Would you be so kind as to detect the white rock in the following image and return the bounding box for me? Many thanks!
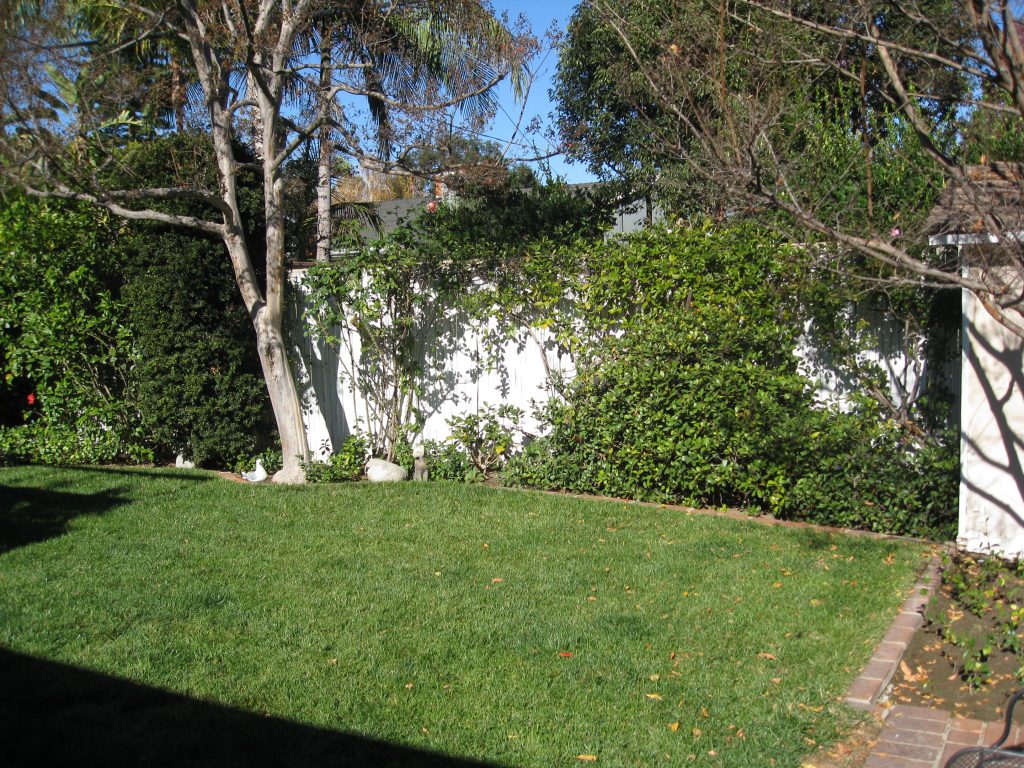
[366,458,408,482]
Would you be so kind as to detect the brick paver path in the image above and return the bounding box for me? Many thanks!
[864,705,1024,768]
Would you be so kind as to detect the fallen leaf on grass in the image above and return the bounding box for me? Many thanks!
[559,652,574,658]
[669,722,680,731]
[577,755,598,762]
[491,578,503,584]
[645,693,664,701]
[758,652,777,660]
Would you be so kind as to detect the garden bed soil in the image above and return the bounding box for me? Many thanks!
[888,553,1024,722]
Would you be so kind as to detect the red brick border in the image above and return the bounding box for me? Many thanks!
[845,557,943,711]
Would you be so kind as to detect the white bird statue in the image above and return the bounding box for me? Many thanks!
[242,458,268,482]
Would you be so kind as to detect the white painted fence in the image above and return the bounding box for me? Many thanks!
[289,267,955,458]
[288,268,574,460]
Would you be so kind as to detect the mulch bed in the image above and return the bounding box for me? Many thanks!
[888,552,1024,722]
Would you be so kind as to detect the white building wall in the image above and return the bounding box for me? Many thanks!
[959,265,1024,558]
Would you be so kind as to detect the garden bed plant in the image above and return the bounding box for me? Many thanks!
[888,551,1024,721]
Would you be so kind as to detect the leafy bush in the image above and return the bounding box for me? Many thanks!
[422,439,481,482]
[116,136,274,468]
[0,195,150,465]
[788,413,958,539]
[447,404,524,477]
[503,225,958,538]
[303,434,369,483]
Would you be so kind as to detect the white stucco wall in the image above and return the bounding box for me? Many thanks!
[959,267,1024,558]
[288,269,572,460]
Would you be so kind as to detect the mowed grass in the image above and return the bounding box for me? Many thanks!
[0,465,928,767]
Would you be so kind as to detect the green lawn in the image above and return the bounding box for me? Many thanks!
[0,465,928,767]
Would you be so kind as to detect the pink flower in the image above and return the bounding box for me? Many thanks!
[890,227,902,238]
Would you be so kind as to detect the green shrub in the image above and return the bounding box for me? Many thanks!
[502,225,958,538]
[788,412,958,539]
[303,434,369,483]
[422,439,481,482]
[117,136,274,468]
[446,404,524,477]
[0,195,150,465]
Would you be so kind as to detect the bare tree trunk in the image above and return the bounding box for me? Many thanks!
[199,47,308,482]
[254,303,310,482]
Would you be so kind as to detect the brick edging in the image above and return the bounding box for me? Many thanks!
[845,555,944,711]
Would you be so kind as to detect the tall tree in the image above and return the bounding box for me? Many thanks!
[558,0,1024,336]
[0,0,533,481]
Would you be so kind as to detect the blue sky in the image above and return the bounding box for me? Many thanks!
[486,0,598,184]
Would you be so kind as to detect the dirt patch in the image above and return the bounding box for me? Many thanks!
[888,552,1024,721]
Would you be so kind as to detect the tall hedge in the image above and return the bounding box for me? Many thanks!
[503,226,958,539]
[0,134,274,468]
[115,135,274,467]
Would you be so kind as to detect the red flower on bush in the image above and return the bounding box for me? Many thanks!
[26,393,36,405]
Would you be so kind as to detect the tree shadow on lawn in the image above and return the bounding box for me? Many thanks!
[0,482,132,554]
[1,647,499,768]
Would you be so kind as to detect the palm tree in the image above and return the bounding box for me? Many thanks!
[303,0,531,260]
[2,0,534,482]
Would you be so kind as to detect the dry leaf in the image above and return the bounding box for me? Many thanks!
[491,578,503,584]
[692,728,702,738]
[645,693,664,701]
[669,722,680,732]
[758,652,777,660]
[560,652,574,658]
[577,755,598,762]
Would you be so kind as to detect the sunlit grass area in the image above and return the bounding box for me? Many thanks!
[0,465,928,767]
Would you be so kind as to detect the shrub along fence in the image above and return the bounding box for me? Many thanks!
[292,224,959,539]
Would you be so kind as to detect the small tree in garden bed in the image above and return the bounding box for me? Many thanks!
[301,181,612,462]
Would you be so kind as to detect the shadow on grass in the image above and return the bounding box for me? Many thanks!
[0,483,130,554]
[56,464,218,481]
[1,648,499,768]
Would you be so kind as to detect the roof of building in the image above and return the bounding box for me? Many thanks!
[925,162,1024,238]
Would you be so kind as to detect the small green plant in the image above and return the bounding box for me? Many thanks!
[446,404,524,477]
[960,635,995,689]
[422,439,480,482]
[303,434,368,483]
